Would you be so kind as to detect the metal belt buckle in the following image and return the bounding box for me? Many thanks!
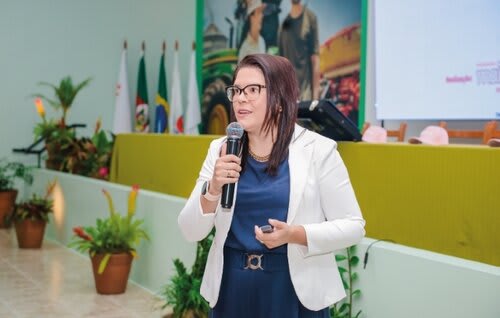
[244,253,263,270]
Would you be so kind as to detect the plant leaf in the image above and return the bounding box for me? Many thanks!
[335,254,347,262]
[350,255,360,266]
[351,272,359,281]
[98,253,111,274]
[339,302,350,313]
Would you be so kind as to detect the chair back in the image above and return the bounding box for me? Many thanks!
[439,121,497,144]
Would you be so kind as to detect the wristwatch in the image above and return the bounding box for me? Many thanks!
[201,181,221,202]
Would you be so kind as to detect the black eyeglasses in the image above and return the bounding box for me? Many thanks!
[226,84,266,102]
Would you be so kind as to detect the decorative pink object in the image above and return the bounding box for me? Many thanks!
[409,126,449,145]
[362,126,387,143]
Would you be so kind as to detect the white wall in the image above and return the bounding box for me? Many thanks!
[0,0,197,162]
[355,239,500,318]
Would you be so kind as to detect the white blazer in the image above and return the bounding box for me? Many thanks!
[178,124,365,311]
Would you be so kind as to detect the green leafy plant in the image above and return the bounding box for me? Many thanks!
[68,185,149,274]
[160,233,213,318]
[8,180,55,224]
[330,245,362,318]
[33,76,92,126]
[0,159,33,191]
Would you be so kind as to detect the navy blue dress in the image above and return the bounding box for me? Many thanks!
[210,155,330,318]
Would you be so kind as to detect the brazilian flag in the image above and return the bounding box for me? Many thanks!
[155,51,169,133]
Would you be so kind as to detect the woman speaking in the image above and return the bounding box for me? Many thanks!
[178,54,365,317]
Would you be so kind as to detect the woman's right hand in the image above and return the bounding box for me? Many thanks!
[210,142,242,195]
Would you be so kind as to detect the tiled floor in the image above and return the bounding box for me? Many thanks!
[0,229,171,318]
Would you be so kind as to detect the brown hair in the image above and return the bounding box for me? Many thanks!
[231,53,299,175]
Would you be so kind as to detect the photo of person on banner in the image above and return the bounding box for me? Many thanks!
[238,0,267,61]
[279,0,320,100]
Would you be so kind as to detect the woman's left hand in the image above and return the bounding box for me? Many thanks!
[254,219,292,249]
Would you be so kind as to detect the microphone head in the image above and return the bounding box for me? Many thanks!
[226,122,244,139]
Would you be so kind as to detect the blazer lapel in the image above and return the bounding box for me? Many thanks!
[287,126,313,223]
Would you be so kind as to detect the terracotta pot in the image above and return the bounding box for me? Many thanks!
[14,219,47,248]
[91,252,133,294]
[0,190,18,228]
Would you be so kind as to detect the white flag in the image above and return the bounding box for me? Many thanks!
[170,49,183,134]
[113,49,132,134]
[184,49,201,135]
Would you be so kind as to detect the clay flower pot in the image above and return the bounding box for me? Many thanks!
[91,252,133,294]
[15,219,47,248]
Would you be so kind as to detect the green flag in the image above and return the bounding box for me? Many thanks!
[135,50,149,132]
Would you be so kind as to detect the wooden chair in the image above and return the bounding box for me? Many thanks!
[361,122,407,142]
[439,121,497,144]
[387,122,407,142]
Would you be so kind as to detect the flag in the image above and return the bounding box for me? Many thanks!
[135,49,150,132]
[170,47,183,134]
[113,49,132,134]
[154,50,169,133]
[184,47,201,135]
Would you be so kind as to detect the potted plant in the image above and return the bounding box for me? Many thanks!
[0,159,33,228]
[9,180,55,248]
[32,76,92,170]
[69,185,149,294]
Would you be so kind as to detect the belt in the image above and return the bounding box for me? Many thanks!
[224,246,289,272]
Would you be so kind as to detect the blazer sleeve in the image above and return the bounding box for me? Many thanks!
[177,137,224,242]
[302,140,366,256]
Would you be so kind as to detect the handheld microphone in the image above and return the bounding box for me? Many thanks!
[221,122,244,209]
